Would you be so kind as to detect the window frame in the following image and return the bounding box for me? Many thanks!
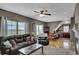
[36,24,44,35]
[17,21,26,35]
[63,25,69,32]
[6,19,28,36]
[6,20,17,36]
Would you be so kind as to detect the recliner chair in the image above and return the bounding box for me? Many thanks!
[38,33,49,45]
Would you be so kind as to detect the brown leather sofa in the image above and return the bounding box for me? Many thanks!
[0,34,36,55]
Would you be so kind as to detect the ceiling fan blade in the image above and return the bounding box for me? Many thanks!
[45,13,51,16]
[48,14,51,16]
[34,11,39,13]
[40,10,44,14]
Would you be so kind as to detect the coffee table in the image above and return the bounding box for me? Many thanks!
[19,44,43,55]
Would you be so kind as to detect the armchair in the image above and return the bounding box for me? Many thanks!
[38,33,49,45]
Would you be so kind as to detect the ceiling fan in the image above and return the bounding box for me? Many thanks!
[34,9,51,17]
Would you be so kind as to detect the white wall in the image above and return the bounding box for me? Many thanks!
[75,3,79,54]
[47,21,61,32]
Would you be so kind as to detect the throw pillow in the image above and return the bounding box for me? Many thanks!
[10,40,17,47]
[3,40,12,48]
[31,36,34,42]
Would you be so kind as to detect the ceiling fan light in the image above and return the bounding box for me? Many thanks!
[39,14,45,17]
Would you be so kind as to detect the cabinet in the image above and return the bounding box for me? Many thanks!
[44,26,49,34]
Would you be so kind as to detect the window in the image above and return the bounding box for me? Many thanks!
[18,22,25,34]
[36,25,39,35]
[6,19,29,36]
[36,25,43,35]
[7,20,17,36]
[63,25,69,32]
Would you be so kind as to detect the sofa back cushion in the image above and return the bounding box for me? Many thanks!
[25,35,36,43]
[0,36,4,45]
[14,35,24,43]
[4,36,15,41]
[38,37,48,40]
[26,36,31,41]
[15,38,23,43]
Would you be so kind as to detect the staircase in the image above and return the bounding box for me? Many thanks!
[54,20,70,32]
[54,21,64,32]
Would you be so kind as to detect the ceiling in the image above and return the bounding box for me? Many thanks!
[0,3,76,22]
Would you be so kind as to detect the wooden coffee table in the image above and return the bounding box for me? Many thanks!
[19,43,43,55]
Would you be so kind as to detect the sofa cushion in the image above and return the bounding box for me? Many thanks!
[17,42,26,48]
[17,43,24,46]
[22,42,28,45]
[17,42,29,48]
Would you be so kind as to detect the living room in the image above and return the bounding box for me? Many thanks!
[0,3,79,55]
